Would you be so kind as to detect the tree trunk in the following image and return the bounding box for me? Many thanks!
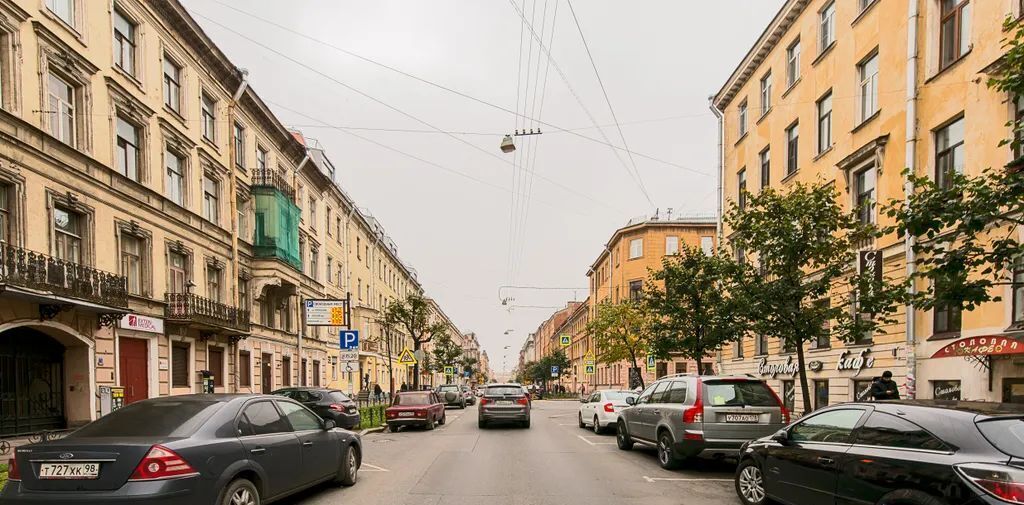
[795,339,812,415]
[412,338,421,389]
[384,333,395,398]
[628,349,644,390]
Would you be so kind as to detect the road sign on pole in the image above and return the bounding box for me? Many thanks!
[584,364,595,375]
[339,330,359,350]
[551,365,560,378]
[304,299,348,326]
[646,354,656,372]
[559,335,571,347]
[444,366,455,376]
[398,348,417,365]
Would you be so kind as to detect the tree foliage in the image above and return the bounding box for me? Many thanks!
[586,300,656,389]
[382,293,447,388]
[428,333,463,376]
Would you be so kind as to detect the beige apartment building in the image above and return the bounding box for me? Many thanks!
[713,0,1024,411]
[0,0,461,436]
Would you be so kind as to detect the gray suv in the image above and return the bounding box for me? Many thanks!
[616,374,788,469]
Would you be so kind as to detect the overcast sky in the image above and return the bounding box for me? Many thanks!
[182,0,783,376]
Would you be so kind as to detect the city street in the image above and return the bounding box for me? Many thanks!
[283,400,738,505]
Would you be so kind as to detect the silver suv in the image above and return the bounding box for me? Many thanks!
[616,374,789,469]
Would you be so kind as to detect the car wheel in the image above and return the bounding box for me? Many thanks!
[578,412,586,429]
[460,402,466,409]
[593,416,602,434]
[657,431,682,470]
[522,418,531,429]
[426,417,436,430]
[387,423,399,433]
[478,419,487,429]
[333,444,359,487]
[616,421,634,451]
[736,459,769,505]
[439,413,446,425]
[221,478,260,505]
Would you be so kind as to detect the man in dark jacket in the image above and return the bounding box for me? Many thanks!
[869,371,901,400]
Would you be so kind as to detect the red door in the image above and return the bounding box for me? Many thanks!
[119,337,149,405]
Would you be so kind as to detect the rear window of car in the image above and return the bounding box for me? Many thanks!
[327,391,351,402]
[394,393,432,406]
[275,390,322,402]
[486,386,524,396]
[605,391,637,401]
[70,400,222,438]
[438,385,459,392]
[704,381,779,407]
[977,417,1024,458]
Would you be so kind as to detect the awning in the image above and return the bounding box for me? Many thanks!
[930,334,1024,359]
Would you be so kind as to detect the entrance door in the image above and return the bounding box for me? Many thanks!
[0,328,66,436]
[1003,379,1024,403]
[261,353,273,393]
[118,337,149,405]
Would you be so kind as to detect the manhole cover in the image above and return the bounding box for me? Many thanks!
[372,438,394,444]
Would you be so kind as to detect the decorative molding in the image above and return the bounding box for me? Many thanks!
[158,117,196,153]
[105,76,155,119]
[836,134,890,186]
[32,21,99,78]
[205,255,226,271]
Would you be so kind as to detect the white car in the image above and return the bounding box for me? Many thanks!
[578,390,637,434]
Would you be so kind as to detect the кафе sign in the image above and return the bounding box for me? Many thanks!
[930,335,1024,359]
[756,348,876,378]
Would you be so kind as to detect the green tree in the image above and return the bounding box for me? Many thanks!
[644,245,753,374]
[727,182,905,414]
[382,293,447,389]
[586,300,656,389]
[429,333,463,379]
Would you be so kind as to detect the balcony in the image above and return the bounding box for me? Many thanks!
[252,168,295,199]
[165,292,250,334]
[252,176,301,271]
[0,242,128,313]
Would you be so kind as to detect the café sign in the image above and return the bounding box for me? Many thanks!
[931,335,1024,359]
[836,348,875,376]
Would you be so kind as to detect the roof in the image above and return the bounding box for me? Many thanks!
[867,400,1024,418]
[587,215,717,273]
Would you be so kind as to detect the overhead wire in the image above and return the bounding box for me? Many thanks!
[510,0,543,285]
[507,0,529,286]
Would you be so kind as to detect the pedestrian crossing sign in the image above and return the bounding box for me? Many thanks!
[444,366,455,376]
[584,364,595,375]
[646,354,656,372]
[560,335,571,347]
[584,351,596,365]
[398,348,417,365]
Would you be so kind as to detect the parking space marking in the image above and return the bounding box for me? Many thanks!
[547,413,576,419]
[362,463,390,472]
[642,476,732,483]
[558,423,578,426]
[576,434,616,446]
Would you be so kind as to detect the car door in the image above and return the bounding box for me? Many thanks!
[238,400,304,499]
[627,384,656,439]
[764,408,867,505]
[585,392,600,421]
[639,382,671,441]
[277,400,336,484]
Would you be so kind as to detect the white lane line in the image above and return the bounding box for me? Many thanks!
[642,476,732,483]
[558,423,578,426]
[362,463,390,472]
[547,413,577,419]
[576,434,615,446]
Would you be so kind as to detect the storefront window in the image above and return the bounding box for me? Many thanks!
[814,380,829,410]
[932,380,961,400]
[781,380,795,413]
[853,379,873,402]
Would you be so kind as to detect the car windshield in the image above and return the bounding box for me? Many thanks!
[486,387,524,396]
[438,385,459,392]
[977,417,1024,458]
[69,400,223,438]
[394,393,433,406]
[604,392,637,401]
[704,381,779,407]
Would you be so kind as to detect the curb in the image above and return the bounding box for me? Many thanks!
[358,426,387,436]
[536,398,583,402]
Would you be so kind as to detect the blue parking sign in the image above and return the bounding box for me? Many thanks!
[550,365,560,378]
[340,330,359,350]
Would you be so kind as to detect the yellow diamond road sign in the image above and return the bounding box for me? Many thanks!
[398,348,417,365]
[560,335,571,347]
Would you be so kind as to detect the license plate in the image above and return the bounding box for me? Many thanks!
[496,400,513,405]
[725,414,759,423]
[398,412,414,417]
[39,462,100,480]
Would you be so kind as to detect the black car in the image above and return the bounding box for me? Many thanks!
[273,387,361,430]
[734,400,1024,505]
[2,394,361,505]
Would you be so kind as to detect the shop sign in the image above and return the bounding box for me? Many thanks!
[836,348,875,376]
[932,380,962,400]
[807,360,824,372]
[119,314,164,334]
[931,335,1024,359]
[757,356,799,378]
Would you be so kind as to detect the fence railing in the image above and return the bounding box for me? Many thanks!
[251,168,295,199]
[0,242,128,308]
[165,292,250,333]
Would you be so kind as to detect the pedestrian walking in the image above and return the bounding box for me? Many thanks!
[373,383,383,403]
[869,371,901,401]
[400,382,409,392]
[580,384,587,397]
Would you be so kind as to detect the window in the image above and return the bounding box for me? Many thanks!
[115,117,140,181]
[163,56,181,113]
[282,356,292,387]
[121,234,142,295]
[760,148,771,189]
[1015,97,1024,160]
[326,208,333,236]
[760,72,772,115]
[860,0,876,12]
[47,73,75,146]
[817,92,833,153]
[326,256,333,284]
[298,236,305,274]
[308,197,316,228]
[238,276,249,314]
[206,265,221,303]
[854,165,876,225]
[738,168,747,209]
[790,408,864,443]
[233,123,245,168]
[853,378,874,401]
[813,298,832,349]
[237,196,249,240]
[203,176,219,224]
[786,39,801,87]
[755,333,769,355]
[201,93,216,141]
[239,350,251,387]
[113,9,136,75]
[242,401,290,435]
[171,341,189,388]
[256,147,268,171]
[932,379,962,400]
[940,0,971,69]
[781,380,795,413]
[855,412,948,451]
[738,100,748,137]
[208,346,224,387]
[665,236,679,255]
[0,184,10,243]
[310,249,318,281]
[819,2,836,52]
[858,53,879,122]
[933,280,962,334]
[648,381,670,404]
[935,117,965,189]
[665,381,687,403]
[46,0,75,27]
[169,251,187,293]
[1013,257,1024,325]
[733,339,744,359]
[278,401,321,431]
[786,123,799,176]
[700,236,714,256]
[674,362,687,374]
[53,207,82,263]
[814,379,830,410]
[629,238,643,259]
[356,237,361,260]
[629,280,643,301]
[165,149,185,206]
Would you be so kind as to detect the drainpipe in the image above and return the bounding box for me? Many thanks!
[709,96,726,375]
[228,69,248,393]
[903,0,920,399]
[292,153,310,386]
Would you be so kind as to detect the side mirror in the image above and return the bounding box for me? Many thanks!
[323,419,337,431]
[770,429,788,444]
[625,396,636,406]
[580,398,588,404]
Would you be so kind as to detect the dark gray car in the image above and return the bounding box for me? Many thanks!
[478,384,531,428]
[1,394,361,505]
[616,374,787,469]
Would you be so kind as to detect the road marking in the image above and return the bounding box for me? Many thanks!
[558,423,578,426]
[362,463,390,472]
[576,434,615,446]
[547,413,576,419]
[642,476,732,483]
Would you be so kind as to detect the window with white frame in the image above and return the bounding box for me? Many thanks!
[53,206,83,264]
[163,56,182,113]
[760,147,771,189]
[165,149,185,206]
[310,248,318,281]
[858,52,879,122]
[760,72,772,115]
[115,117,140,181]
[820,1,836,52]
[206,264,221,302]
[47,72,75,146]
[786,122,799,176]
[665,236,679,256]
[168,251,187,294]
[256,146,268,171]
[121,233,142,295]
[0,184,11,243]
[233,122,245,168]
[629,238,643,259]
[854,165,876,225]
[203,175,219,224]
[700,236,714,256]
[113,9,136,76]
[201,92,216,142]
[738,168,747,209]
[935,116,965,189]
[237,195,249,240]
[46,0,75,28]
[738,100,748,137]
[786,39,801,87]
[817,91,833,153]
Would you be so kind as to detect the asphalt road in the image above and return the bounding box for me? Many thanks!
[280,400,742,505]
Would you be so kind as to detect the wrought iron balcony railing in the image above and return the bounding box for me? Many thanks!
[251,168,295,199]
[0,242,128,309]
[165,292,250,333]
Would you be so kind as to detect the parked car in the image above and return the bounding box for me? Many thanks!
[436,384,466,409]
[479,384,531,429]
[385,391,446,431]
[616,374,788,469]
[1,394,361,505]
[272,387,361,430]
[579,390,637,434]
[734,400,1024,505]
[461,385,476,406]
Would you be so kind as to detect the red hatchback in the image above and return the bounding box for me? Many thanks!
[385,391,446,432]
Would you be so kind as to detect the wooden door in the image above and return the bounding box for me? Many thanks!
[119,337,149,405]
[261,353,273,393]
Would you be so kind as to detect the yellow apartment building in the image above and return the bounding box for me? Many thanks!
[713,0,1024,410]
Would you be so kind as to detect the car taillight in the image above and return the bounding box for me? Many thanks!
[480,398,490,406]
[764,383,791,424]
[604,403,615,413]
[956,463,1024,504]
[415,410,426,417]
[517,397,529,406]
[683,379,704,423]
[8,457,20,481]
[329,403,346,412]
[129,445,197,481]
